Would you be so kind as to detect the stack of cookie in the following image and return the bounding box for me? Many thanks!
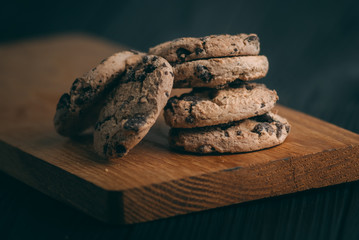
[149,33,290,154]
[54,33,290,158]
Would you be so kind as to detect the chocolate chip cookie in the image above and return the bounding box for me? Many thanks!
[93,55,174,158]
[54,50,143,137]
[170,112,290,154]
[172,55,268,88]
[164,82,278,128]
[149,34,260,63]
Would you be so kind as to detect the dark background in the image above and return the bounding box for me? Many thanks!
[2,0,359,133]
[1,0,359,239]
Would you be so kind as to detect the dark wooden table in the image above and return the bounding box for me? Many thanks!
[1,34,359,239]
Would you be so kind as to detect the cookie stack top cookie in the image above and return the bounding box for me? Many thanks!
[149,34,260,63]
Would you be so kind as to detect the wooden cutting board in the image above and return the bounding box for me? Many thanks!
[1,34,359,224]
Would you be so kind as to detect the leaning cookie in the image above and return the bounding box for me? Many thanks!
[149,33,260,63]
[164,82,278,128]
[54,50,144,137]
[173,56,268,88]
[170,112,290,154]
[94,55,174,158]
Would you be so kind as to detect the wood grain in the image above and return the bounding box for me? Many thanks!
[1,35,359,224]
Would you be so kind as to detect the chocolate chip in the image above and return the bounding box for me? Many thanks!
[167,96,179,104]
[143,56,149,63]
[100,57,108,64]
[245,35,258,42]
[152,56,158,61]
[285,125,290,133]
[138,74,146,82]
[251,123,264,136]
[144,64,156,74]
[165,91,169,97]
[275,122,283,138]
[164,97,179,112]
[124,114,147,132]
[224,132,229,137]
[234,48,238,52]
[176,48,191,62]
[186,100,197,122]
[199,37,208,47]
[231,43,236,46]
[125,69,136,82]
[82,84,92,93]
[195,64,213,83]
[162,63,167,67]
[237,130,242,136]
[261,102,265,108]
[115,144,127,156]
[164,71,168,75]
[56,93,70,110]
[170,72,174,77]
[71,78,81,92]
[195,47,203,55]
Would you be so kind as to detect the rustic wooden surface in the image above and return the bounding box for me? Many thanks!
[1,35,359,225]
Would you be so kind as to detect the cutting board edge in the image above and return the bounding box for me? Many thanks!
[1,136,359,224]
[0,139,127,224]
[119,144,359,224]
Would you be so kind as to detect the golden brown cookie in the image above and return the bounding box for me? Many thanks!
[94,55,174,158]
[149,34,260,63]
[170,112,290,154]
[172,56,268,88]
[164,82,278,128]
[54,50,143,137]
